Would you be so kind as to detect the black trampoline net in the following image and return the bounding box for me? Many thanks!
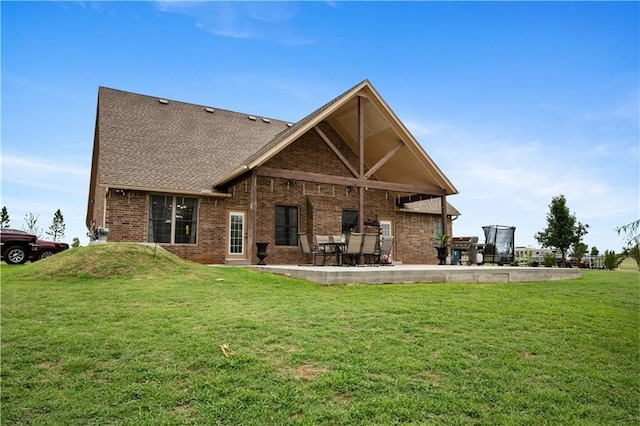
[482,225,516,265]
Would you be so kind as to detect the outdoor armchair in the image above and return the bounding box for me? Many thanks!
[316,235,333,252]
[375,235,394,265]
[342,233,364,266]
[361,233,379,266]
[298,233,326,266]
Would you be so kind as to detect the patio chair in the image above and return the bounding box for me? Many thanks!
[342,233,364,266]
[298,233,326,266]
[375,236,394,266]
[361,233,379,266]
[332,235,345,243]
[316,235,332,252]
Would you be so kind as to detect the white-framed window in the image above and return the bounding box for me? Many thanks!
[148,195,198,244]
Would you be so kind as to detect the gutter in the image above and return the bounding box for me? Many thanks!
[99,183,232,198]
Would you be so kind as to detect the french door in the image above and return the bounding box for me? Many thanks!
[227,210,247,261]
[380,219,394,261]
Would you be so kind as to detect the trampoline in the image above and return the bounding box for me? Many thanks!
[482,225,516,265]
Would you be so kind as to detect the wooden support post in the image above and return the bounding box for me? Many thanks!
[441,194,447,237]
[249,170,257,264]
[358,96,365,265]
[358,96,365,234]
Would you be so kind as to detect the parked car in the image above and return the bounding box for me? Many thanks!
[1,228,39,264]
[1,229,69,264]
[35,239,70,260]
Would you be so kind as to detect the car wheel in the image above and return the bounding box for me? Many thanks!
[39,250,55,260]
[5,246,28,264]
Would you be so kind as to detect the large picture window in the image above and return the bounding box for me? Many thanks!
[148,195,198,244]
[275,205,298,246]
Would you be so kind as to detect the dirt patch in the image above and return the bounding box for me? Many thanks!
[295,365,328,380]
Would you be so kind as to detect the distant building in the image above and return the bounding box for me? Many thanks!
[515,246,556,266]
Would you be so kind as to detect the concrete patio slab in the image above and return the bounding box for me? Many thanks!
[248,264,581,285]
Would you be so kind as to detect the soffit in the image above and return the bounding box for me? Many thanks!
[323,86,457,195]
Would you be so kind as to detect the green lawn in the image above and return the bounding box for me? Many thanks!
[2,244,638,425]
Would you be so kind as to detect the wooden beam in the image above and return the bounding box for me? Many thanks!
[314,126,359,178]
[249,170,258,264]
[358,96,365,234]
[441,194,447,241]
[358,96,365,179]
[364,141,404,179]
[395,194,436,206]
[255,166,446,196]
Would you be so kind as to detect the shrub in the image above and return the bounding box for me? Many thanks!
[603,250,623,270]
[542,253,556,267]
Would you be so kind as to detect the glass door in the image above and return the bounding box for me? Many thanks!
[228,210,246,259]
[380,219,394,261]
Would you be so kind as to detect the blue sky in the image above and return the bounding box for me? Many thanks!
[2,1,638,253]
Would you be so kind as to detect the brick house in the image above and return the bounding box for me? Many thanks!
[86,80,460,265]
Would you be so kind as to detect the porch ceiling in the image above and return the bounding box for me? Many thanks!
[324,94,454,195]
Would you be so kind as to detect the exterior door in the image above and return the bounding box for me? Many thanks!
[227,210,247,261]
[380,219,394,261]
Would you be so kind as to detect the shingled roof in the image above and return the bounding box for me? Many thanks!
[402,197,462,216]
[92,80,458,198]
[95,87,293,194]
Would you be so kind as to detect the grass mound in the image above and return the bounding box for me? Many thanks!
[4,243,209,280]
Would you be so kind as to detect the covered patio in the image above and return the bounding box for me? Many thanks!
[249,264,581,285]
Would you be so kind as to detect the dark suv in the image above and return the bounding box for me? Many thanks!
[1,229,39,264]
[1,229,70,264]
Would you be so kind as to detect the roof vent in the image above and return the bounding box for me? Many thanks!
[205,107,214,113]
[248,116,257,121]
[158,99,169,105]
[262,118,271,123]
[286,123,293,127]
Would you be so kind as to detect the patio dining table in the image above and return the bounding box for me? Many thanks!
[317,242,347,266]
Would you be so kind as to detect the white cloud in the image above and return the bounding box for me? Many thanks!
[404,117,638,251]
[1,155,88,194]
[2,155,86,176]
[1,155,90,244]
[152,1,315,45]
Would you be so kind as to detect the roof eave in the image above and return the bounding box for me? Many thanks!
[99,183,231,198]
[214,81,371,188]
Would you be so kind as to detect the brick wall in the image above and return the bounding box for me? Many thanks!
[97,121,452,265]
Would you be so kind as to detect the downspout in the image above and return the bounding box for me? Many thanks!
[103,186,109,228]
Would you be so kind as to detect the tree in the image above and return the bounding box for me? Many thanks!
[1,206,9,228]
[570,242,588,264]
[616,219,640,247]
[22,212,42,238]
[590,246,599,257]
[72,237,81,248]
[535,194,589,261]
[46,209,66,242]
[625,244,640,271]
